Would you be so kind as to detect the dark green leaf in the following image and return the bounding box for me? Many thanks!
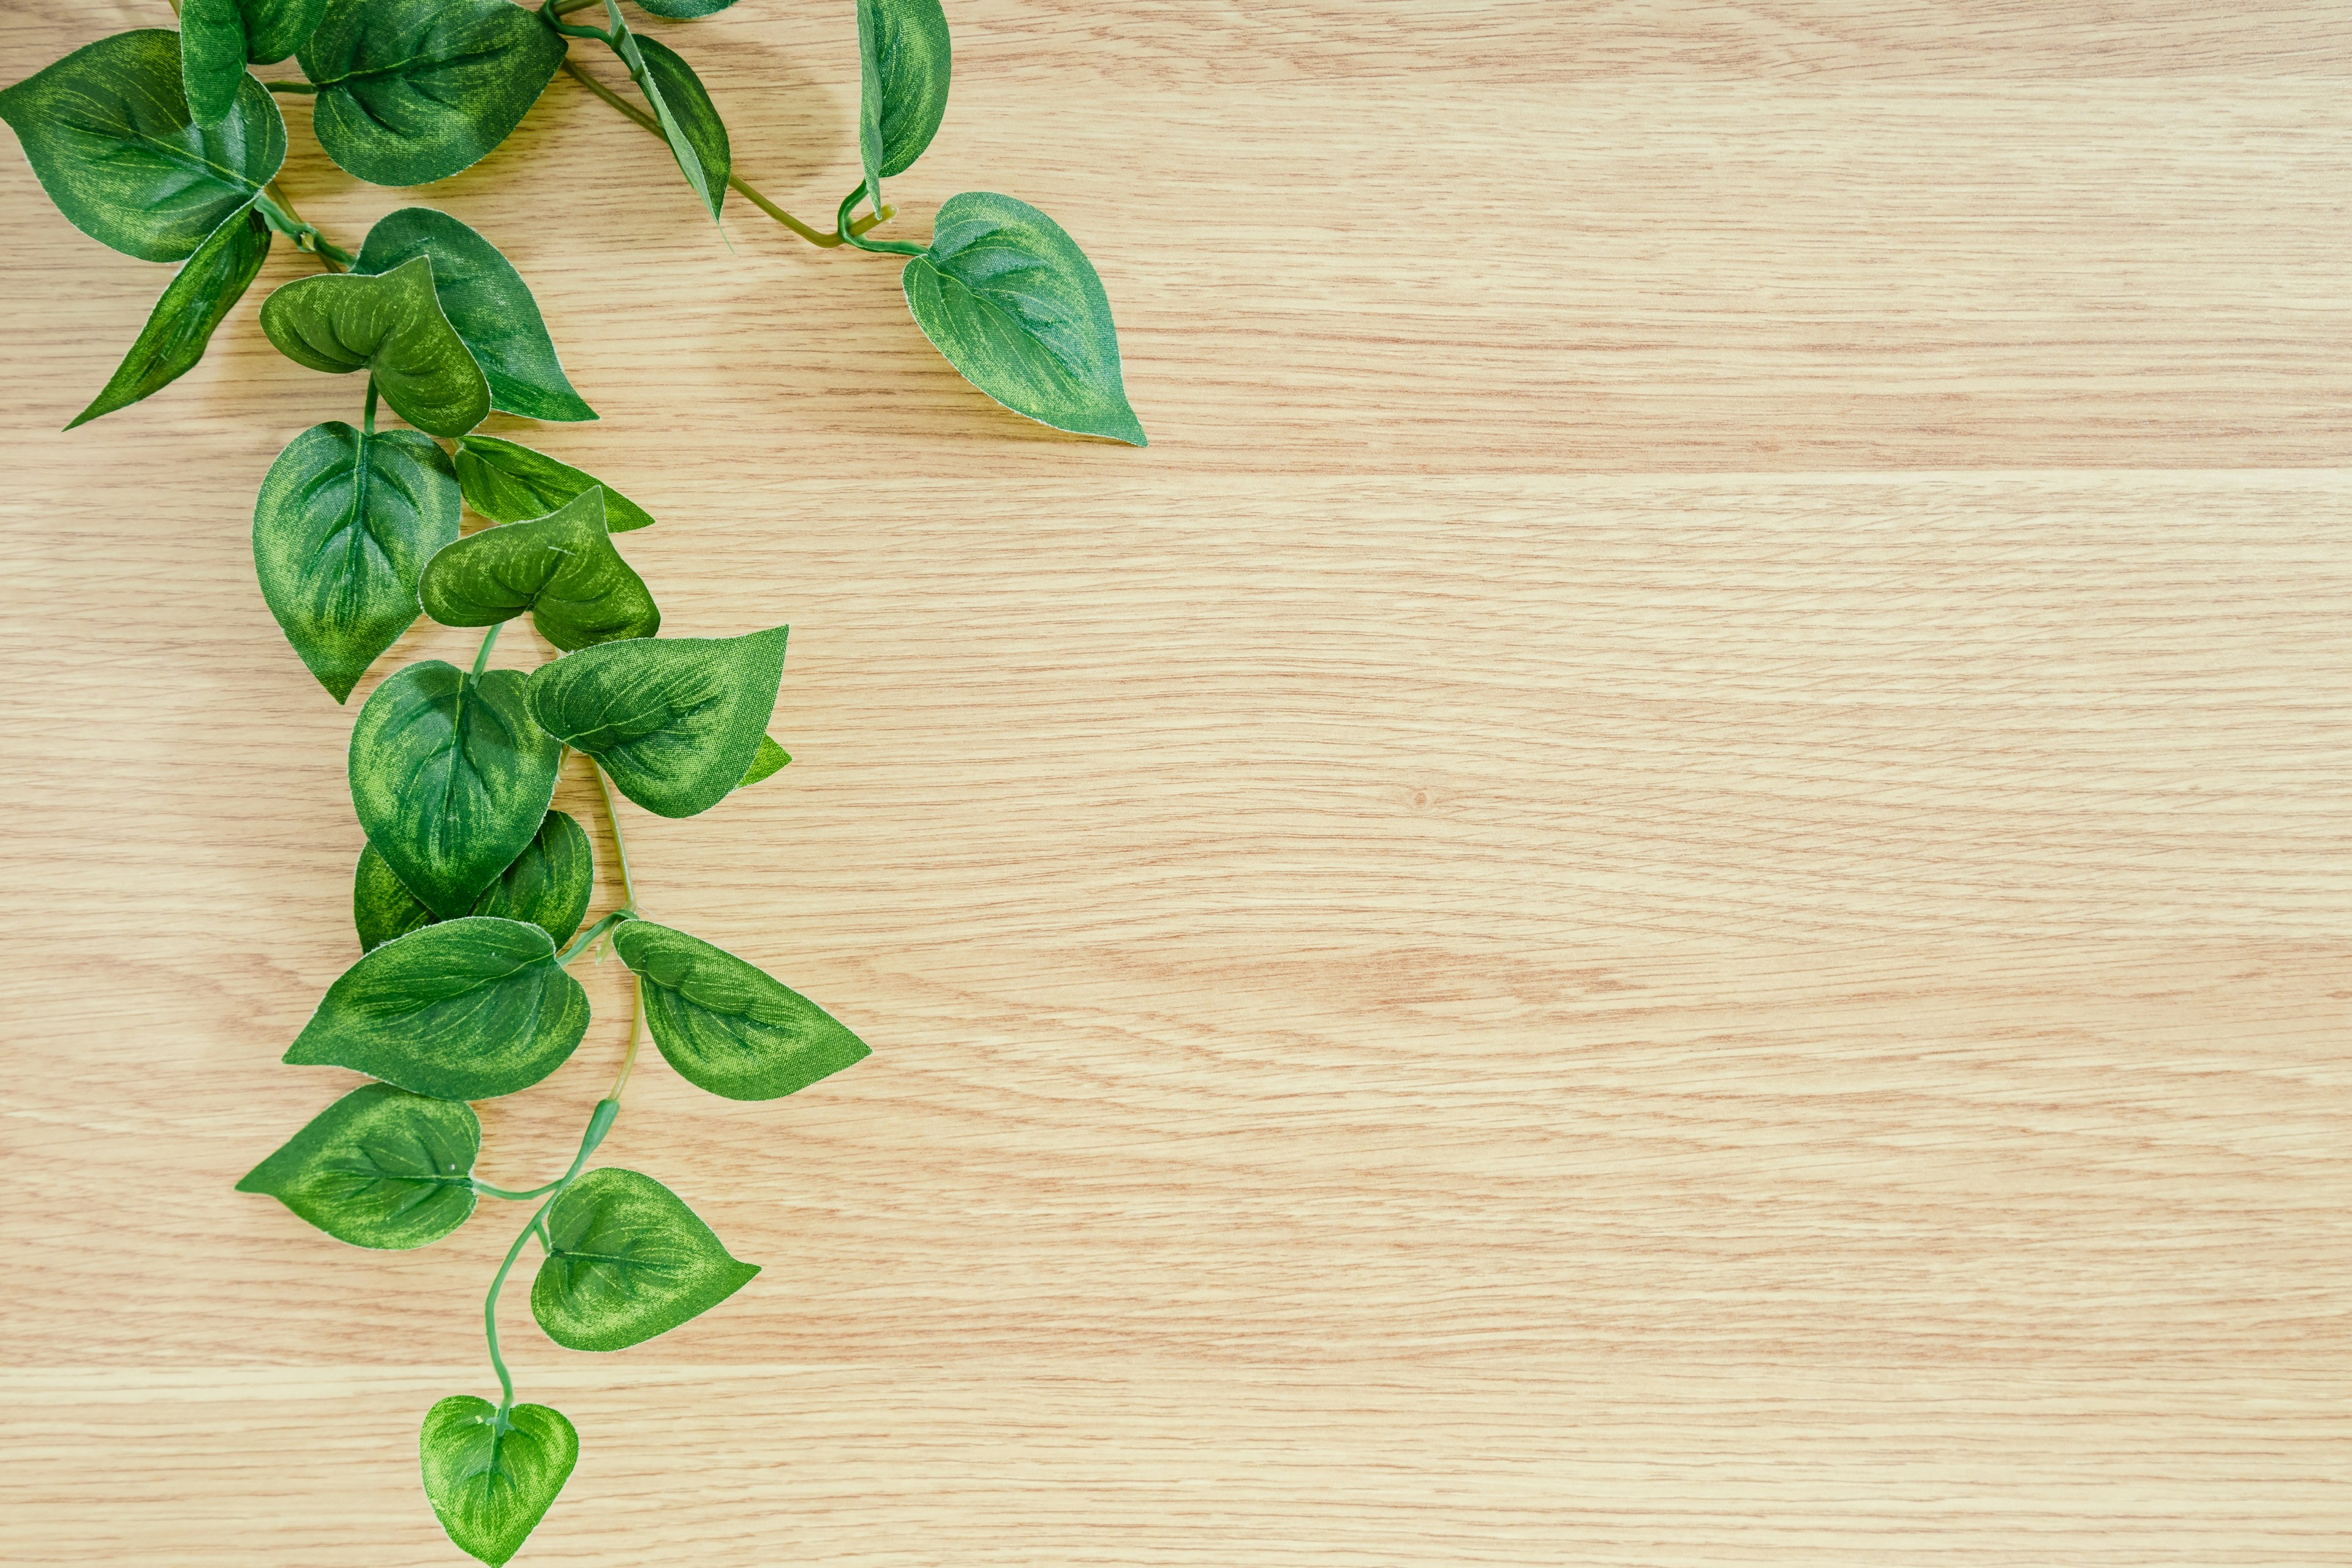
[355,810,594,952]
[421,488,660,653]
[301,0,564,187]
[737,736,790,788]
[531,1167,760,1352]
[420,1396,577,1567]
[252,421,459,702]
[349,661,562,917]
[631,34,728,222]
[236,1082,479,1248]
[0,29,285,262]
[355,207,595,424]
[855,0,949,221]
[260,255,491,437]
[612,921,868,1101]
[525,628,789,820]
[633,0,737,16]
[284,916,589,1100]
[182,0,328,123]
[902,192,1145,445]
[456,435,656,533]
[69,203,270,429]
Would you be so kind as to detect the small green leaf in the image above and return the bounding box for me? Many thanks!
[301,0,565,187]
[738,736,790,788]
[856,0,949,221]
[525,628,789,820]
[355,810,594,952]
[253,421,459,701]
[182,0,328,123]
[902,192,1145,445]
[612,921,868,1102]
[421,488,660,653]
[69,203,271,429]
[420,1396,577,1567]
[531,1168,760,1352]
[349,661,562,917]
[630,34,729,222]
[355,208,595,424]
[285,916,589,1100]
[633,0,738,16]
[0,29,286,262]
[456,435,656,533]
[236,1082,480,1248]
[261,255,492,437]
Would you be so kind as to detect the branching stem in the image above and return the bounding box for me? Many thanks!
[481,1096,620,1415]
[837,184,925,259]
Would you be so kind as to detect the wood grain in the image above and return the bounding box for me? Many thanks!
[2,3,2348,1564]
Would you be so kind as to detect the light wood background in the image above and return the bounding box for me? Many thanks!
[3,2,2349,1563]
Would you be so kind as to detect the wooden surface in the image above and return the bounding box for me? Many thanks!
[3,2,2350,1562]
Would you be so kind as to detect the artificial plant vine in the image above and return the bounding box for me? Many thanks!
[3,1,1143,1562]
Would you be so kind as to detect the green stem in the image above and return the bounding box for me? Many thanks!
[254,187,355,271]
[539,0,617,42]
[472,1176,567,1202]
[483,1096,621,1414]
[263,80,317,94]
[472,622,502,678]
[837,184,925,258]
[362,378,378,436]
[592,763,638,914]
[556,908,632,967]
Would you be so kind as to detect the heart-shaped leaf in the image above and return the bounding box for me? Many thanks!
[525,628,788,820]
[355,809,594,953]
[253,421,459,701]
[456,435,655,533]
[69,203,271,430]
[531,1167,760,1352]
[421,488,661,653]
[420,1396,577,1567]
[236,1082,480,1248]
[902,192,1145,445]
[0,29,286,262]
[633,0,737,16]
[182,0,330,123]
[629,34,729,222]
[855,0,949,221]
[261,255,492,437]
[737,736,790,788]
[355,208,595,424]
[349,660,562,917]
[285,916,590,1100]
[611,921,869,1101]
[301,0,564,187]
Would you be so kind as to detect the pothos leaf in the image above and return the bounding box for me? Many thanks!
[738,736,790,788]
[856,0,950,221]
[420,1396,578,1567]
[301,0,565,188]
[902,192,1145,445]
[182,0,330,123]
[633,0,738,16]
[236,1082,479,1248]
[261,256,491,437]
[525,628,789,820]
[284,916,590,1100]
[630,34,729,223]
[456,435,656,533]
[355,810,594,953]
[354,207,594,423]
[420,488,661,653]
[252,421,459,702]
[612,921,869,1101]
[0,29,286,262]
[530,1168,760,1352]
[69,203,271,430]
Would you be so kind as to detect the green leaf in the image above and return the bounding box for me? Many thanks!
[68,203,271,429]
[421,488,661,654]
[0,29,286,262]
[355,810,594,952]
[284,916,590,1100]
[525,628,789,820]
[902,192,1145,445]
[611,921,869,1102]
[236,1082,479,1248]
[420,1396,577,1568]
[301,0,565,187]
[856,0,949,221]
[633,0,738,16]
[182,0,329,123]
[738,736,790,788]
[260,255,492,437]
[456,435,656,533]
[349,661,562,917]
[253,421,459,701]
[630,34,729,222]
[354,208,595,424]
[531,1168,760,1352]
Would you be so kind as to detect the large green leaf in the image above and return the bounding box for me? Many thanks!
[349,661,562,917]
[456,435,655,533]
[301,0,564,187]
[855,0,949,221]
[524,628,788,819]
[284,916,589,1100]
[611,921,868,1101]
[630,34,728,222]
[421,488,660,653]
[420,1396,577,1568]
[252,421,459,701]
[182,0,330,124]
[0,29,285,262]
[260,255,491,437]
[530,1168,759,1352]
[69,203,270,429]
[737,736,790,788]
[235,1082,479,1248]
[355,208,595,424]
[354,810,594,952]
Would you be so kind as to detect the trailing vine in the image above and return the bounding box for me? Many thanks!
[2,0,1143,1561]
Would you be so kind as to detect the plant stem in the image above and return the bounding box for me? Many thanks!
[837,184,926,258]
[254,186,355,271]
[263,80,317,94]
[592,762,638,913]
[362,378,378,436]
[472,622,502,677]
[481,1096,620,1414]
[472,1176,567,1201]
[556,908,632,967]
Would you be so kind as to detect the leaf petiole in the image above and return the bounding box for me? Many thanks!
[471,622,502,679]
[472,1176,567,1202]
[252,189,357,272]
[836,184,924,258]
[556,908,633,967]
[262,80,318,94]
[482,1094,622,1413]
